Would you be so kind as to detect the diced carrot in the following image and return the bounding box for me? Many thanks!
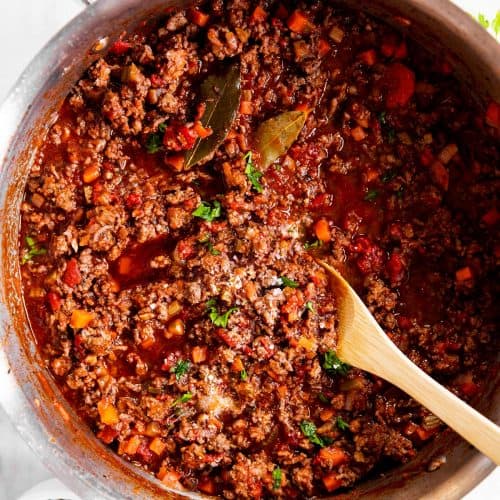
[109,277,121,293]
[231,356,244,372]
[365,168,379,183]
[430,161,449,191]
[158,468,182,487]
[322,473,343,493]
[358,49,376,66]
[193,120,213,139]
[239,101,253,115]
[97,399,120,425]
[251,5,267,23]
[485,101,500,129]
[438,143,458,165]
[192,345,208,363]
[455,266,473,282]
[118,255,132,275]
[124,435,142,455]
[149,437,167,456]
[295,102,310,113]
[198,476,216,494]
[277,385,288,398]
[314,218,331,242]
[297,335,315,351]
[482,207,499,226]
[351,126,366,141]
[275,4,289,20]
[384,63,415,109]
[70,309,95,329]
[318,447,348,467]
[320,408,335,421]
[318,38,331,57]
[287,10,313,33]
[188,8,210,27]
[165,153,185,171]
[83,164,101,184]
[141,337,155,350]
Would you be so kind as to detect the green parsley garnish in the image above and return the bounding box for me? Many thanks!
[240,369,248,381]
[300,420,332,448]
[387,128,396,144]
[172,392,193,406]
[170,359,190,380]
[244,151,263,193]
[199,236,221,255]
[336,416,350,431]
[318,393,330,404]
[21,236,47,265]
[272,466,282,490]
[305,301,316,313]
[493,12,500,37]
[364,189,378,202]
[146,133,162,154]
[192,200,222,222]
[207,299,238,328]
[381,170,397,183]
[378,111,387,125]
[280,276,299,288]
[158,122,167,133]
[323,350,350,376]
[478,12,490,28]
[304,239,322,250]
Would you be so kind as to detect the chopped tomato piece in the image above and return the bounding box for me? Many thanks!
[97,425,119,444]
[239,101,253,115]
[63,258,81,287]
[455,266,473,282]
[287,10,313,33]
[188,8,210,27]
[485,101,500,129]
[47,291,62,312]
[193,120,213,139]
[251,6,267,23]
[165,154,185,171]
[125,193,142,208]
[318,38,331,57]
[481,207,499,226]
[358,49,376,66]
[109,40,132,55]
[384,63,415,109]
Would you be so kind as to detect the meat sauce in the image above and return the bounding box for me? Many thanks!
[20,0,498,498]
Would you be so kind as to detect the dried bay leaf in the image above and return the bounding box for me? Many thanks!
[255,111,307,169]
[185,62,241,169]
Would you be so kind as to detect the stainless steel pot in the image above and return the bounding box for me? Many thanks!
[0,1,498,498]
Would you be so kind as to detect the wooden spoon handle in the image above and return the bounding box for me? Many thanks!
[353,320,500,465]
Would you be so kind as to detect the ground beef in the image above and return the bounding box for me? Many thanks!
[19,0,499,498]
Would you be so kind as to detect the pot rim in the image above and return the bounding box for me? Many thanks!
[0,1,497,499]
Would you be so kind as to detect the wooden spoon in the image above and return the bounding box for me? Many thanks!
[318,260,500,465]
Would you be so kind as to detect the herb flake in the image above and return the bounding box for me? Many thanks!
[240,369,248,381]
[244,151,264,193]
[193,200,222,222]
[364,189,379,202]
[146,133,162,154]
[22,236,47,265]
[172,392,193,406]
[323,350,350,376]
[305,301,316,313]
[272,467,282,490]
[304,239,322,250]
[207,299,238,328]
[280,276,299,288]
[170,359,190,380]
[336,417,350,431]
[300,420,332,448]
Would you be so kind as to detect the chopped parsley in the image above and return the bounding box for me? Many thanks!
[478,12,489,28]
[387,128,396,144]
[240,369,248,381]
[158,122,167,133]
[22,236,47,265]
[172,392,193,406]
[300,420,332,448]
[280,276,299,288]
[199,235,220,255]
[207,299,238,328]
[381,170,397,183]
[305,301,316,313]
[145,133,162,154]
[170,359,190,380]
[244,151,263,193]
[272,466,282,490]
[304,239,322,250]
[318,393,330,404]
[378,111,387,125]
[364,189,379,202]
[192,200,222,222]
[323,350,350,376]
[336,417,350,431]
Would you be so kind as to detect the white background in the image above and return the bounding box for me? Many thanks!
[0,0,498,498]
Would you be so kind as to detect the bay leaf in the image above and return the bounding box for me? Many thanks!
[184,62,241,169]
[255,111,307,169]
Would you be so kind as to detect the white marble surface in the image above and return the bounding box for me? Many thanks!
[0,0,498,499]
